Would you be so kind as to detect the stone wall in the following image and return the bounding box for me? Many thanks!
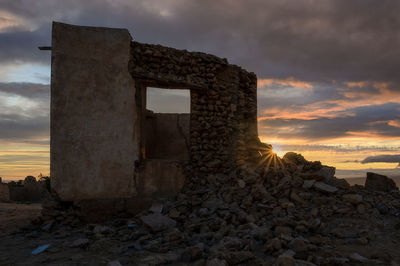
[130,41,266,190]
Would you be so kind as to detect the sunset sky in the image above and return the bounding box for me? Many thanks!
[1,0,400,180]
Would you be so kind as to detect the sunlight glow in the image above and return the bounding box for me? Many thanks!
[256,145,286,176]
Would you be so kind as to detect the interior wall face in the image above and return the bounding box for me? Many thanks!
[145,112,190,160]
[50,23,139,201]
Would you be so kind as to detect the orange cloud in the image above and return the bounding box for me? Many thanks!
[345,81,368,87]
[258,77,313,92]
[0,11,33,33]
[388,120,400,128]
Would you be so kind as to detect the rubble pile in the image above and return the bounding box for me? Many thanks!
[35,152,400,265]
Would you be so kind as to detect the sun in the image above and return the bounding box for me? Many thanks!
[272,145,285,157]
[256,145,286,174]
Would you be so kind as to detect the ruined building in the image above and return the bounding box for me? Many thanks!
[50,22,267,210]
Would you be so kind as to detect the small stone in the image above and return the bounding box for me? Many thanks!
[168,209,180,218]
[182,245,203,261]
[357,204,366,214]
[276,250,296,266]
[349,253,368,263]
[302,180,315,189]
[31,244,52,255]
[264,238,282,253]
[206,258,227,266]
[238,179,246,188]
[93,225,110,234]
[224,251,254,265]
[313,182,338,193]
[292,238,307,253]
[107,261,122,266]
[126,243,142,250]
[70,238,90,248]
[376,203,389,214]
[140,213,177,232]
[149,202,163,213]
[342,194,363,204]
[275,226,292,237]
[41,221,54,231]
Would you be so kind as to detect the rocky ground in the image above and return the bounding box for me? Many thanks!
[1,153,400,266]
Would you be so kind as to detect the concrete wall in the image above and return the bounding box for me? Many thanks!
[145,112,190,160]
[50,22,139,201]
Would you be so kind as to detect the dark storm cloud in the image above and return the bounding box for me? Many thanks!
[259,103,400,140]
[1,0,400,145]
[0,82,49,144]
[361,155,400,166]
[0,82,49,98]
[1,0,400,84]
[0,26,51,64]
[0,112,49,143]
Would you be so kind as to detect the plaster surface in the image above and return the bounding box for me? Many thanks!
[50,22,139,201]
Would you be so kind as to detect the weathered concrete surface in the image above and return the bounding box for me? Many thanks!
[0,183,10,202]
[145,112,190,160]
[137,160,186,197]
[50,22,139,201]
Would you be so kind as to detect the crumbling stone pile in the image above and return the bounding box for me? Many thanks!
[37,152,400,265]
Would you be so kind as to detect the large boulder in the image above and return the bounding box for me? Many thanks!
[0,183,10,202]
[365,172,398,192]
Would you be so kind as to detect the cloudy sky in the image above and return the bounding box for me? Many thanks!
[1,0,400,180]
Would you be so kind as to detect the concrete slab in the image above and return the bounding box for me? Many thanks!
[50,22,139,200]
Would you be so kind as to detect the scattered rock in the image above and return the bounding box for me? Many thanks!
[70,238,90,248]
[365,172,398,192]
[276,250,296,266]
[107,260,122,266]
[292,238,307,253]
[313,182,338,193]
[182,245,203,261]
[149,202,163,213]
[206,258,228,266]
[140,213,177,232]
[349,253,369,263]
[31,244,52,255]
[302,180,315,189]
[342,194,363,204]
